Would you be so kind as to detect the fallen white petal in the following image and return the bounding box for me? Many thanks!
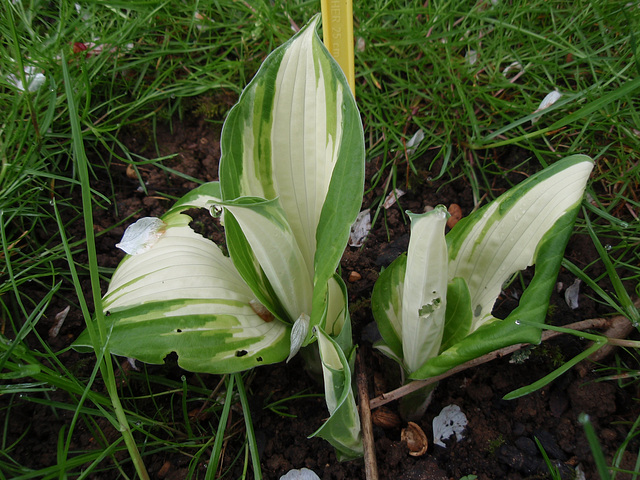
[116,217,167,255]
[465,49,477,66]
[287,313,310,362]
[7,69,46,93]
[502,61,523,77]
[564,278,581,309]
[532,90,562,124]
[349,209,371,247]
[383,189,405,209]
[406,129,425,156]
[433,404,468,448]
[279,468,321,480]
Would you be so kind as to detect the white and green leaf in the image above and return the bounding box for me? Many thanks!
[74,201,290,373]
[219,14,364,335]
[223,197,313,324]
[311,327,363,461]
[401,206,449,373]
[409,155,594,379]
[446,154,594,333]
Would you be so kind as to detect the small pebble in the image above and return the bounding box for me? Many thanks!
[348,271,362,282]
[447,204,463,228]
[126,163,137,179]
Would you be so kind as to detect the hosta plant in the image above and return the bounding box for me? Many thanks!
[371,155,594,418]
[75,15,363,460]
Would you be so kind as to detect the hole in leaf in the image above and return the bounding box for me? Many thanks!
[176,329,182,333]
[235,350,248,357]
[256,356,263,362]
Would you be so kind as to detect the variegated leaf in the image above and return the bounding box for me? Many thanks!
[446,155,594,332]
[311,327,363,461]
[75,200,290,373]
[219,14,364,335]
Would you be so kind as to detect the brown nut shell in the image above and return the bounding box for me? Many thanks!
[371,407,401,429]
[401,421,428,456]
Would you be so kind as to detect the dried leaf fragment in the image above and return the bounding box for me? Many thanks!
[249,298,274,322]
[401,421,428,456]
[349,209,371,247]
[49,305,70,338]
[383,188,405,209]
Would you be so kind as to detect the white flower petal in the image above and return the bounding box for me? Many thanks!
[279,468,321,480]
[564,278,581,309]
[433,404,468,448]
[532,90,562,124]
[116,217,167,255]
[406,129,425,156]
[465,49,477,66]
[502,61,523,77]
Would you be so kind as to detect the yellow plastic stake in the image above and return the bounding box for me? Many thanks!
[320,0,355,97]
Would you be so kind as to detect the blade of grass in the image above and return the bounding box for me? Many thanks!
[206,374,235,480]
[582,206,640,328]
[60,51,150,480]
[477,76,640,148]
[503,321,607,400]
[235,373,262,480]
[579,413,613,480]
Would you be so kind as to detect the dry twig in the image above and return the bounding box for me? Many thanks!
[356,350,379,480]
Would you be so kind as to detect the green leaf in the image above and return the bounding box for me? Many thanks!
[74,204,290,374]
[219,14,364,335]
[310,327,363,461]
[370,254,406,361]
[440,277,472,352]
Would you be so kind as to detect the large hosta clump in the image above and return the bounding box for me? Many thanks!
[75,15,364,459]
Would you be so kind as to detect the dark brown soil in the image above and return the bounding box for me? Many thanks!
[6,111,640,480]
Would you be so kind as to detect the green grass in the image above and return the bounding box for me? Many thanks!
[1,0,639,478]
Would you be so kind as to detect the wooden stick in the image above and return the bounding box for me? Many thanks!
[356,350,379,480]
[369,316,616,410]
